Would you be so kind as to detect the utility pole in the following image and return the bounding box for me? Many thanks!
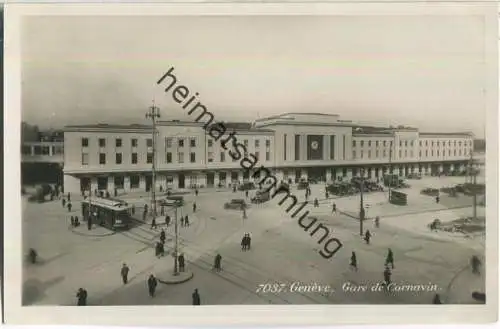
[388,140,393,200]
[359,168,365,236]
[145,101,160,221]
[469,152,477,220]
[173,201,180,276]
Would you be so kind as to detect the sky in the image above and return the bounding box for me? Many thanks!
[22,15,488,136]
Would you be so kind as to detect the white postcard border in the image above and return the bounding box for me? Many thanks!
[4,2,499,325]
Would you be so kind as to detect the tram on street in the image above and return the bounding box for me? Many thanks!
[81,197,132,231]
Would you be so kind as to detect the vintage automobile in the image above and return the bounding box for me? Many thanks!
[160,195,185,206]
[251,190,271,204]
[237,182,257,191]
[420,188,440,197]
[407,173,422,180]
[224,198,248,210]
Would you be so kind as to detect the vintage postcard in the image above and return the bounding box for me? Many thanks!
[4,1,498,326]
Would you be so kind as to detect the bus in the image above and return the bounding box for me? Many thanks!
[81,197,133,231]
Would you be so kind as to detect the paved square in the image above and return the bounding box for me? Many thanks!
[23,176,485,305]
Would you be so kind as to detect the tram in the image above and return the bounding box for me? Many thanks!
[81,197,132,231]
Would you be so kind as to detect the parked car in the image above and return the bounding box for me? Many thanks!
[224,199,248,210]
[420,188,440,197]
[407,173,422,180]
[238,182,256,191]
[251,190,271,204]
[161,196,185,206]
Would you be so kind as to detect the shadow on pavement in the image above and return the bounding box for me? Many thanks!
[22,275,65,305]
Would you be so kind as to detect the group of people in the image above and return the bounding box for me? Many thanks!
[241,233,252,251]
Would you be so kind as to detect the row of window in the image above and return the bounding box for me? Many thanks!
[82,137,273,149]
[352,148,470,160]
[82,149,273,165]
[353,139,472,148]
[21,145,64,156]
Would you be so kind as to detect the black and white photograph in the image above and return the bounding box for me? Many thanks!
[4,2,498,325]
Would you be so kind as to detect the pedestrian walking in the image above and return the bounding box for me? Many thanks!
[241,235,247,251]
[76,288,87,306]
[178,253,185,272]
[432,293,443,304]
[121,263,130,284]
[147,275,158,298]
[151,218,157,230]
[193,202,197,213]
[246,233,251,250]
[383,266,392,290]
[132,204,136,215]
[180,216,185,227]
[28,248,38,264]
[350,251,358,271]
[195,189,199,197]
[364,230,371,244]
[185,215,190,227]
[165,215,171,227]
[67,202,72,212]
[471,255,481,275]
[62,198,66,208]
[160,229,166,245]
[314,198,319,207]
[192,288,201,305]
[245,190,249,198]
[161,205,165,216]
[67,192,71,202]
[332,203,337,213]
[374,216,380,228]
[435,195,440,204]
[214,253,222,272]
[155,242,164,258]
[385,248,394,269]
[70,216,75,227]
[242,207,247,219]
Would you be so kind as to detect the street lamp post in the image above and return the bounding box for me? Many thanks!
[359,168,365,236]
[145,102,160,220]
[173,200,180,276]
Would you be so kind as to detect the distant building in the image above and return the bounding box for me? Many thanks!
[61,112,474,193]
[21,124,64,186]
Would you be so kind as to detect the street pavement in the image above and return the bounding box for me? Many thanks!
[22,176,486,305]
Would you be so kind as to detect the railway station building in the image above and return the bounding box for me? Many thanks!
[62,113,474,194]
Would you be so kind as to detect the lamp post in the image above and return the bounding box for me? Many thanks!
[359,168,365,236]
[173,200,181,276]
[145,101,160,220]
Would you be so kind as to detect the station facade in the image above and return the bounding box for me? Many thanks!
[62,113,474,194]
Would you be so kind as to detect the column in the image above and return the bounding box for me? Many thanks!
[450,164,455,171]
[323,135,329,160]
[30,145,35,155]
[90,177,98,192]
[198,173,207,187]
[214,171,220,187]
[172,174,179,188]
[439,164,444,172]
[325,169,332,182]
[156,175,166,191]
[346,168,353,179]
[107,176,115,192]
[124,176,131,191]
[300,169,308,180]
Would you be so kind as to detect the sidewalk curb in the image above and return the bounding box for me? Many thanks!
[158,271,194,285]
[68,226,116,237]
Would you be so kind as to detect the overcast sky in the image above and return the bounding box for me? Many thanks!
[22,15,487,136]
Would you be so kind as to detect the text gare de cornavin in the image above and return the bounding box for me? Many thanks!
[157,67,343,259]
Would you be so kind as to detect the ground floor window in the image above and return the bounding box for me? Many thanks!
[231,172,238,182]
[97,177,108,190]
[130,175,140,188]
[166,175,174,186]
[219,172,227,184]
[114,176,124,189]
